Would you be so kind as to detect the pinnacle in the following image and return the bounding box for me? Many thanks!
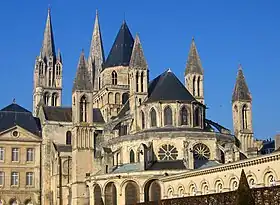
[129,34,147,69]
[185,38,203,75]
[232,64,251,102]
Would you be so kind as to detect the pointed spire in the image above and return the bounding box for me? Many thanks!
[232,64,252,102]
[88,10,105,62]
[104,21,134,68]
[129,34,147,69]
[185,38,203,75]
[72,50,92,92]
[41,7,56,59]
[57,49,62,63]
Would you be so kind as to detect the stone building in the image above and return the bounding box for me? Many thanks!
[2,8,279,205]
[0,103,42,204]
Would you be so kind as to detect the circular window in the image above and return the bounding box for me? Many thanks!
[12,131,19,137]
[193,143,210,160]
[158,144,178,160]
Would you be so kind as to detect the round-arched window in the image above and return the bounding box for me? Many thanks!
[158,144,178,160]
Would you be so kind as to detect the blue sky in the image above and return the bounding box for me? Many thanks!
[0,0,279,139]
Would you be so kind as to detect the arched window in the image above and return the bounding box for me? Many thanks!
[80,96,87,122]
[242,104,248,129]
[108,92,113,104]
[164,106,172,126]
[194,108,200,127]
[149,181,161,202]
[141,72,144,92]
[48,69,52,86]
[51,93,58,106]
[112,71,117,85]
[44,92,50,105]
[122,93,129,104]
[130,150,135,163]
[94,185,103,205]
[141,111,145,129]
[105,182,117,205]
[115,93,120,104]
[197,76,200,97]
[150,108,157,127]
[180,106,188,125]
[66,131,71,145]
[39,61,44,75]
[125,181,140,205]
[192,76,196,96]
[136,71,139,92]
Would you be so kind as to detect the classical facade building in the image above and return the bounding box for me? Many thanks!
[0,103,42,205]
[1,8,279,205]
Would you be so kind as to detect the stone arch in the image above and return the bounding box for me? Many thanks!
[229,175,239,191]
[43,91,50,105]
[108,92,114,104]
[112,71,117,85]
[167,186,174,198]
[129,149,135,163]
[149,107,157,127]
[104,182,117,205]
[242,104,249,129]
[214,178,224,193]
[263,168,277,186]
[51,92,58,106]
[9,198,19,205]
[192,142,210,169]
[200,180,210,195]
[180,105,189,126]
[93,184,103,205]
[143,179,162,202]
[163,105,173,126]
[122,93,129,104]
[246,171,257,188]
[194,107,201,127]
[80,95,87,122]
[177,185,185,197]
[188,182,197,196]
[124,180,140,205]
[115,92,120,104]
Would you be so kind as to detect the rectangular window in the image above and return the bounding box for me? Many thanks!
[0,172,4,186]
[0,148,4,161]
[26,172,33,186]
[26,148,34,162]
[12,148,19,162]
[11,172,19,186]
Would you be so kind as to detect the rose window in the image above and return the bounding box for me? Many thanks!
[158,144,178,160]
[193,143,210,160]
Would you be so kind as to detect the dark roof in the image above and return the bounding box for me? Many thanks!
[103,21,134,68]
[53,143,72,152]
[148,160,187,170]
[43,106,72,122]
[72,50,92,92]
[0,103,41,136]
[232,65,252,102]
[146,70,196,103]
[185,38,203,75]
[129,34,147,69]
[42,106,105,123]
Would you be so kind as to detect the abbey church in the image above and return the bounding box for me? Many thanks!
[0,9,279,205]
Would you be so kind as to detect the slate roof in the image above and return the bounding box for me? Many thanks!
[232,65,252,102]
[53,143,72,152]
[0,103,41,136]
[42,106,105,123]
[185,38,203,75]
[111,163,142,173]
[72,50,92,92]
[148,160,187,170]
[103,21,134,68]
[195,160,220,169]
[146,69,196,103]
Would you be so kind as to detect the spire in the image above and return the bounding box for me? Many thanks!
[41,8,56,59]
[72,50,92,92]
[185,38,203,75]
[88,10,105,63]
[129,34,147,69]
[103,21,134,68]
[57,49,62,63]
[232,64,252,102]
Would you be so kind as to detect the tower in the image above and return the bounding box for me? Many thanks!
[71,50,94,205]
[33,8,62,116]
[88,10,105,93]
[232,65,254,153]
[185,38,204,104]
[129,34,149,132]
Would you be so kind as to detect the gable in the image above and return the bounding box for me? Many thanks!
[0,126,42,142]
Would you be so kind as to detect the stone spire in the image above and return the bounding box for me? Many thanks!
[57,49,62,63]
[41,8,56,60]
[185,38,203,75]
[72,50,92,92]
[232,64,252,102]
[129,34,147,69]
[88,10,105,91]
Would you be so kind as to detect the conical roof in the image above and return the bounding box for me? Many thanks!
[103,21,134,68]
[232,65,252,102]
[185,38,203,75]
[72,50,92,92]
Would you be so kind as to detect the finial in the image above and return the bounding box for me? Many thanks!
[123,12,126,24]
[12,98,16,104]
[96,9,98,16]
[238,63,242,70]
[167,68,172,73]
[48,4,51,14]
